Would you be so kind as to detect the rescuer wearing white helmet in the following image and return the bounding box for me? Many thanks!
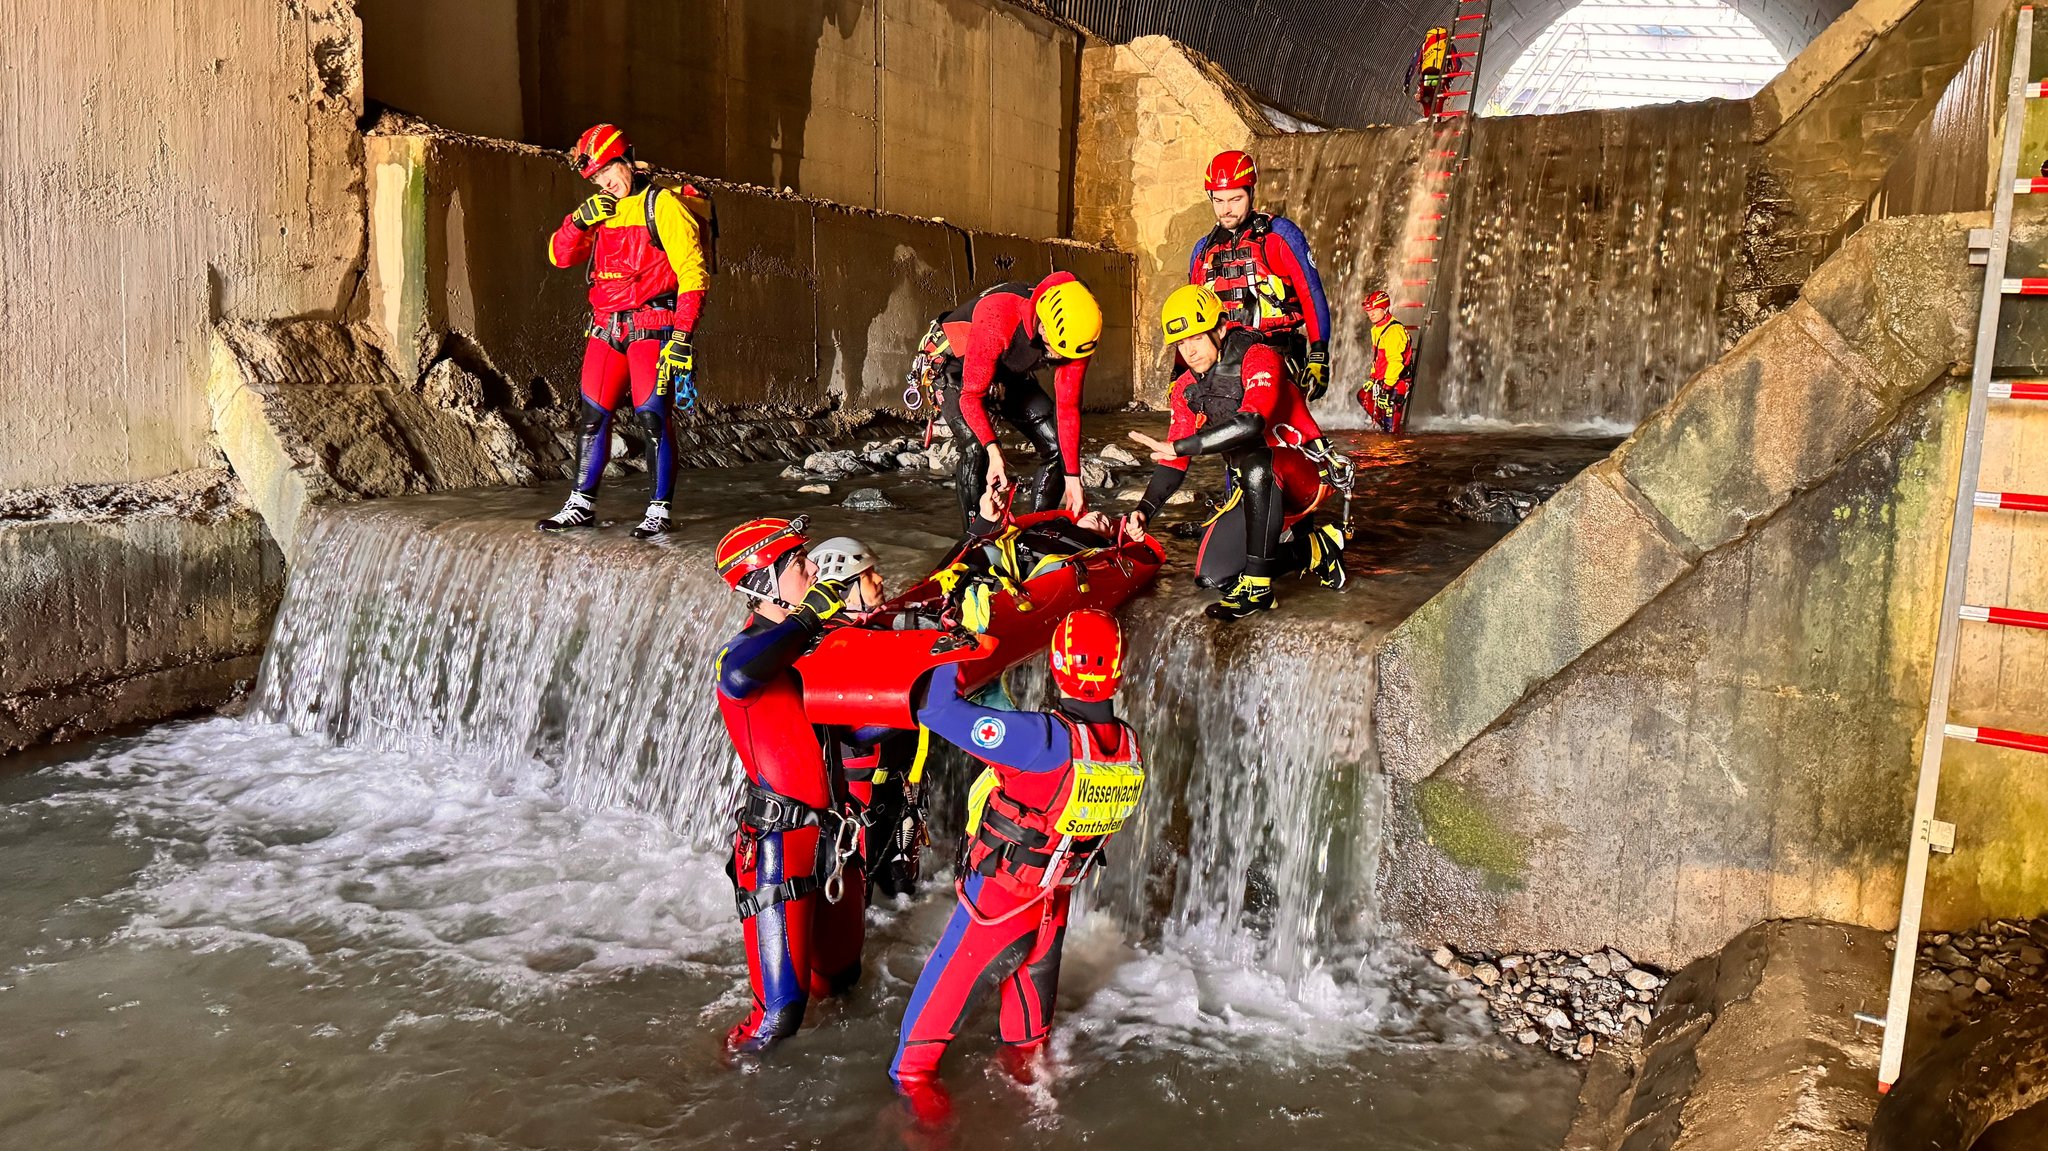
[808,536,884,615]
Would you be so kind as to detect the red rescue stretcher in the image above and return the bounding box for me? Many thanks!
[796,512,1165,729]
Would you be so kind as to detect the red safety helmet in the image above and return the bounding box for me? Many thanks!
[572,123,632,178]
[716,515,810,590]
[1049,608,1124,702]
[1204,150,1258,192]
[1362,290,1392,312]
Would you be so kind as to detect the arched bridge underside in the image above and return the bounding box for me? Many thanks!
[1039,0,1856,125]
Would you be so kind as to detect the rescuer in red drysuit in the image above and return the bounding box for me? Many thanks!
[713,515,864,1051]
[1127,286,1347,621]
[922,273,1104,529]
[1190,150,1333,400]
[889,608,1144,1122]
[538,123,712,540]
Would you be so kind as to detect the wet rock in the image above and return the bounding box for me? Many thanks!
[1098,442,1141,467]
[1516,1029,1539,1045]
[1974,977,1993,994]
[1447,480,1542,523]
[2022,945,2045,967]
[798,483,831,495]
[895,452,925,470]
[1473,962,1501,988]
[1080,458,1114,490]
[1430,946,1455,970]
[803,449,862,476]
[1623,968,1662,993]
[779,464,808,481]
[841,487,899,513]
[1927,943,1969,968]
[1166,490,1196,506]
[1585,952,1612,977]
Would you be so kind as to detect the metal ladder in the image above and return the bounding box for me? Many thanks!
[1876,2,2039,1094]
[1398,0,1494,329]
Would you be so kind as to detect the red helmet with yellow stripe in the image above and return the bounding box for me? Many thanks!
[1050,608,1124,702]
[1204,150,1257,192]
[572,124,632,178]
[716,515,810,590]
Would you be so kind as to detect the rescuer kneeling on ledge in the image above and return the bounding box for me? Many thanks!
[1126,286,1347,621]
[538,123,711,539]
[920,272,1103,530]
[890,608,1145,1123]
[713,516,863,1052]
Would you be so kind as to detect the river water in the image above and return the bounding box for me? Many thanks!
[0,427,1613,1150]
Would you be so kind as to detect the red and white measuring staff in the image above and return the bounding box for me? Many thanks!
[1944,723,2048,755]
[1987,381,2048,399]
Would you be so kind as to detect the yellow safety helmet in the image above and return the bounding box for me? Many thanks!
[1034,277,1103,360]
[1161,284,1225,344]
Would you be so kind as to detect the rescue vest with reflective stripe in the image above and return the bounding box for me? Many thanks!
[963,714,1144,888]
[1197,214,1302,333]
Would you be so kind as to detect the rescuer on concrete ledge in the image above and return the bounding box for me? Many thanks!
[1190,150,1333,400]
[921,273,1104,530]
[889,608,1145,1124]
[538,123,711,539]
[1358,290,1416,433]
[1127,286,1347,620]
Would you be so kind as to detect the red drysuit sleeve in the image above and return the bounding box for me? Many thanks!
[549,213,595,269]
[1161,373,1200,474]
[956,299,1022,447]
[1051,359,1087,477]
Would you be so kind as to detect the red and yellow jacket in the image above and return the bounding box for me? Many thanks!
[548,179,709,317]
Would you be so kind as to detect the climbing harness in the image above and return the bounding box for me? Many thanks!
[1274,422,1358,534]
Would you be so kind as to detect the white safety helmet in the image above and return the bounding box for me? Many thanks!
[809,536,877,584]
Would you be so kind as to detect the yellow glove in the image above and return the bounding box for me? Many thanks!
[960,584,994,634]
[573,193,619,229]
[656,334,696,411]
[798,579,847,626]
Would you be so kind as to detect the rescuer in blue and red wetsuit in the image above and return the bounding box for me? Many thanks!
[890,608,1144,1121]
[1127,285,1347,620]
[1190,150,1333,400]
[921,273,1105,529]
[712,515,863,1051]
[538,123,712,540]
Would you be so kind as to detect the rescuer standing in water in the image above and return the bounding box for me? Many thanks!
[1358,290,1416,433]
[916,273,1104,530]
[713,515,863,1052]
[890,608,1145,1121]
[1190,151,1333,400]
[538,124,712,539]
[1127,286,1348,620]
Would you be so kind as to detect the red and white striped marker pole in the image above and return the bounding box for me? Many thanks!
[2016,178,2048,194]
[1945,723,2048,755]
[1988,381,2048,399]
[1960,603,2048,630]
[2001,278,2048,294]
[1976,489,2048,512]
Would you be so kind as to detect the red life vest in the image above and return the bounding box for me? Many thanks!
[1197,214,1303,335]
[962,715,1145,892]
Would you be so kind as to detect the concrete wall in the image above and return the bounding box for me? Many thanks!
[1375,213,2048,966]
[0,474,285,754]
[0,0,366,493]
[360,0,1079,239]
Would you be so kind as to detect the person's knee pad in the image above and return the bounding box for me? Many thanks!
[632,403,669,442]
[578,398,611,436]
[1233,450,1284,565]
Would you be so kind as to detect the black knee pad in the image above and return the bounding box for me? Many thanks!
[578,398,611,436]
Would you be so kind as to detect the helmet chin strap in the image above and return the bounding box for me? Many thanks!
[735,584,798,613]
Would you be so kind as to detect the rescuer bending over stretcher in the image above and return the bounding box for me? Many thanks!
[890,608,1144,1122]
[1127,286,1348,621]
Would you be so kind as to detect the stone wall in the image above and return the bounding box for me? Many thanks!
[1376,213,2048,966]
[360,0,1080,239]
[0,473,285,754]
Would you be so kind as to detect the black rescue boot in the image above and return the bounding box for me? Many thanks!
[537,491,596,532]
[630,500,672,540]
[1205,573,1275,621]
[1308,523,1348,591]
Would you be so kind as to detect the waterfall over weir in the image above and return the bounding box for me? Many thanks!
[254,492,1389,981]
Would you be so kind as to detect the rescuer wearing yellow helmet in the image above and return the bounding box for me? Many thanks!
[917,272,1104,530]
[1127,285,1348,619]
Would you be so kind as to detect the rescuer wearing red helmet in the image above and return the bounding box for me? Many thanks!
[1190,150,1334,401]
[537,124,713,540]
[890,608,1145,1120]
[1127,285,1348,620]
[921,272,1104,530]
[1358,289,1416,433]
[713,515,865,1052]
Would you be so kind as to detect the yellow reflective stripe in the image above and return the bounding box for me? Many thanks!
[908,725,932,786]
[964,766,1000,836]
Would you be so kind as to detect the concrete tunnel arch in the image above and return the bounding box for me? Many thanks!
[1036,0,1858,124]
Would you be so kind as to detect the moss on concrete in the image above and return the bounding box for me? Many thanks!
[1416,778,1528,886]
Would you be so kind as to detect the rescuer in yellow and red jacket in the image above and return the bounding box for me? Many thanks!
[537,123,712,540]
[1408,27,1453,118]
[1357,290,1415,433]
